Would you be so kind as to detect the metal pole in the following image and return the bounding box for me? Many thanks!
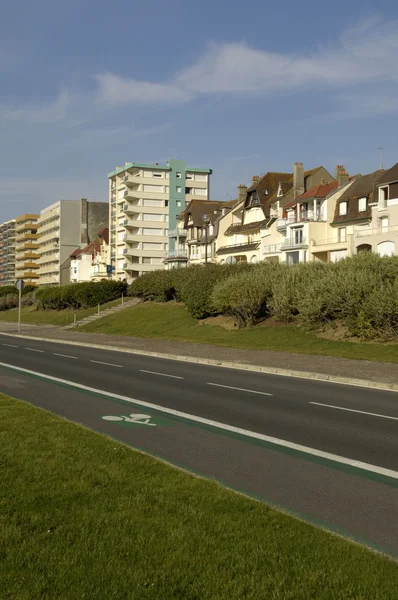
[98,303,100,316]
[18,285,21,333]
[205,225,208,265]
[122,293,124,307]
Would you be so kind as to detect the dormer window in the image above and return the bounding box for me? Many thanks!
[358,197,367,212]
[249,194,260,207]
[277,185,283,198]
[339,201,347,216]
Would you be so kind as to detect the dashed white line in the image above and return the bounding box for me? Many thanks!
[53,353,78,360]
[140,369,183,380]
[207,382,273,396]
[90,360,123,368]
[310,402,398,421]
[25,348,44,353]
[2,343,18,348]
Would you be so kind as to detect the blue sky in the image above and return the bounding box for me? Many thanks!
[1,0,398,219]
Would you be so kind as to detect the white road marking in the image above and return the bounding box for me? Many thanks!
[90,360,123,368]
[208,382,273,396]
[53,353,78,360]
[25,348,44,353]
[0,361,396,481]
[310,402,398,422]
[2,343,18,348]
[140,369,183,380]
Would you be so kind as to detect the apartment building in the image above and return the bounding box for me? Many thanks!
[37,199,108,286]
[70,228,109,283]
[108,160,212,281]
[15,214,40,286]
[0,220,16,286]
[352,162,398,256]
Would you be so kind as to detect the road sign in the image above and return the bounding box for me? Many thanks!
[15,279,25,291]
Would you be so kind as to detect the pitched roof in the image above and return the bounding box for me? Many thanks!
[332,170,384,225]
[179,200,232,226]
[377,162,398,185]
[70,239,101,258]
[225,219,269,235]
[284,181,338,208]
[98,227,109,244]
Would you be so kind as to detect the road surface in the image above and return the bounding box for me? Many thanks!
[0,333,397,556]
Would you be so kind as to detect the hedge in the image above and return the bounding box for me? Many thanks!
[35,280,128,311]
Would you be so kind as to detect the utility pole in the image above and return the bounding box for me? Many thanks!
[202,214,210,265]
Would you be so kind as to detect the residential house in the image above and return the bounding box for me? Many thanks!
[70,228,110,283]
[330,170,385,259]
[173,199,237,267]
[353,162,398,256]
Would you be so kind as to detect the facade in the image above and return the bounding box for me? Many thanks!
[173,199,236,267]
[329,170,385,259]
[108,160,212,282]
[37,199,108,286]
[0,220,16,286]
[352,162,398,257]
[70,228,110,283]
[216,163,333,265]
[15,214,40,286]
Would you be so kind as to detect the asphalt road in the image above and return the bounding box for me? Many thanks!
[0,333,397,556]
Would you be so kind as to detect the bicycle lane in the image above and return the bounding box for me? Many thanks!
[1,364,397,557]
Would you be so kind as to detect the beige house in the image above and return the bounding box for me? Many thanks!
[352,162,398,256]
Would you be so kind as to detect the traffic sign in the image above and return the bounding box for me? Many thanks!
[15,279,25,291]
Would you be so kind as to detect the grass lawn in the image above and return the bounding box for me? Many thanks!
[0,297,125,327]
[81,302,398,363]
[0,394,396,599]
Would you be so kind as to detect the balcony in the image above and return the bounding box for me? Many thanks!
[122,203,141,215]
[38,276,60,285]
[168,228,188,238]
[37,253,60,265]
[216,241,260,255]
[38,210,59,226]
[16,272,40,279]
[356,225,398,237]
[164,249,188,261]
[123,219,141,229]
[276,217,296,231]
[39,231,60,245]
[262,244,281,255]
[281,237,308,250]
[16,262,38,270]
[38,264,60,275]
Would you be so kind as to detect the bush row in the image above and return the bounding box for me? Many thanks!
[128,253,398,340]
[35,280,128,310]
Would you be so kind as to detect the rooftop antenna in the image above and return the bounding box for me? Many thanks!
[226,192,232,200]
[378,147,384,170]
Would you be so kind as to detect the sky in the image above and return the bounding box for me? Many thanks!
[1,0,398,219]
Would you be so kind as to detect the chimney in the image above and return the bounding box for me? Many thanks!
[293,162,305,198]
[237,184,247,203]
[252,175,259,184]
[334,165,350,186]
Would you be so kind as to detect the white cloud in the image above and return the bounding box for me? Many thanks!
[95,73,192,106]
[0,90,70,123]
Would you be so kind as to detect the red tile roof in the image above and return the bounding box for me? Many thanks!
[284,181,338,208]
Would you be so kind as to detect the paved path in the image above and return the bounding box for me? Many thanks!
[0,321,397,385]
[0,334,397,555]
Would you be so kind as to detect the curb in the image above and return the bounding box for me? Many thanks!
[0,331,397,393]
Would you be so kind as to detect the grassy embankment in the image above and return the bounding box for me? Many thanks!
[1,394,397,599]
[81,301,398,363]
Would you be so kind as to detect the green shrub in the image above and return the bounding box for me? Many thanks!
[212,264,279,327]
[35,281,127,311]
[129,270,175,302]
[0,293,18,311]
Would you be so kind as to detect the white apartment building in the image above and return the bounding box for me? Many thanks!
[37,199,108,286]
[108,159,212,281]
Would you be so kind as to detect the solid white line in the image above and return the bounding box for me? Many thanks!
[0,360,396,481]
[2,343,18,348]
[208,382,273,396]
[25,348,44,353]
[90,360,123,368]
[140,369,183,380]
[310,402,398,422]
[53,353,78,360]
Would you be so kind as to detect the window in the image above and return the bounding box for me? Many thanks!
[378,241,395,256]
[186,173,193,180]
[142,257,152,264]
[294,229,303,244]
[194,188,207,196]
[379,186,388,207]
[176,186,182,193]
[185,187,193,194]
[381,217,389,233]
[339,202,347,216]
[143,213,163,222]
[176,172,182,178]
[143,184,163,192]
[153,172,162,178]
[142,242,162,250]
[177,200,181,207]
[338,227,347,242]
[143,199,163,207]
[358,197,367,212]
[194,174,207,182]
[142,228,163,236]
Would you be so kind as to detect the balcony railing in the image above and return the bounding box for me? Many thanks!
[165,249,188,259]
[168,228,188,238]
[356,225,398,237]
[312,238,347,247]
[281,237,307,249]
[262,244,281,254]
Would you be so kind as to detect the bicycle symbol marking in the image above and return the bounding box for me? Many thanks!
[102,413,156,426]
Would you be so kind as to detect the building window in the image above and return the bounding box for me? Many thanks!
[176,172,182,178]
[358,197,367,212]
[153,172,162,178]
[176,186,181,193]
[381,217,389,233]
[294,228,303,244]
[338,227,347,242]
[339,202,347,216]
[185,187,193,194]
[186,173,193,180]
[379,186,388,208]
